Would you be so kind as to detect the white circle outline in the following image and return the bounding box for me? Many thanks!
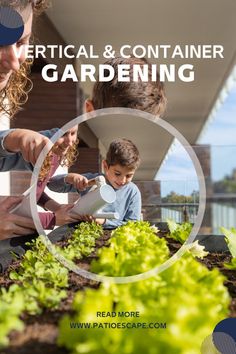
[29,108,206,284]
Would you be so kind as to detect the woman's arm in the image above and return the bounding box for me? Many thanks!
[0,128,59,171]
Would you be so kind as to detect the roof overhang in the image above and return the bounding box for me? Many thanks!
[45,0,236,180]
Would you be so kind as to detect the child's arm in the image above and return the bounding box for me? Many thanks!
[47,174,75,193]
[64,173,89,191]
[47,172,100,193]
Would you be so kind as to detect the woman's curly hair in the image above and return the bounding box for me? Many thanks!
[39,140,79,181]
[0,60,33,118]
[0,0,50,118]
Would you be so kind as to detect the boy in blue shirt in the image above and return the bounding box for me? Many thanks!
[48,56,167,228]
[49,138,141,228]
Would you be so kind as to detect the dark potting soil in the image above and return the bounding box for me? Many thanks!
[0,229,235,354]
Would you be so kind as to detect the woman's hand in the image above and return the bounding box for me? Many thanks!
[54,204,83,226]
[0,196,36,239]
[54,204,106,226]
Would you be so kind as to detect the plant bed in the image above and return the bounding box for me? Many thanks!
[0,222,235,354]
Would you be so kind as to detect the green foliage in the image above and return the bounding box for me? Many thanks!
[91,221,169,276]
[221,227,236,269]
[64,222,103,260]
[220,227,236,257]
[162,191,199,203]
[72,222,103,241]
[10,237,69,287]
[9,236,69,314]
[0,289,24,348]
[214,178,236,193]
[0,219,231,353]
[224,257,236,270]
[58,221,230,354]
[0,222,103,346]
[4,222,102,316]
[167,219,192,244]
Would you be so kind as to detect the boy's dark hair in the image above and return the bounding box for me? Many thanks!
[91,56,167,116]
[106,138,140,169]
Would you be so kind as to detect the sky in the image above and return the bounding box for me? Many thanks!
[155,140,199,197]
[198,84,236,182]
[156,80,236,196]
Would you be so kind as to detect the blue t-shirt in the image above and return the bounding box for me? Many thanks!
[47,172,142,229]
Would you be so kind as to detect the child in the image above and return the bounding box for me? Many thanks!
[47,56,167,228]
[36,125,83,229]
[49,138,141,228]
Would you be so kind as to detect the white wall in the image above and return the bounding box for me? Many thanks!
[0,114,10,196]
[38,165,69,232]
[43,165,69,204]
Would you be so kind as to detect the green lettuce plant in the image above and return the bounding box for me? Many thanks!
[0,222,104,344]
[58,221,230,354]
[220,227,236,257]
[220,227,236,269]
[91,221,169,276]
[7,222,103,315]
[167,219,192,244]
[0,288,24,348]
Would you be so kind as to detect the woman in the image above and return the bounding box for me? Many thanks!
[0,0,52,165]
[0,0,59,239]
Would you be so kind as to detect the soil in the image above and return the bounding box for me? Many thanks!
[0,229,235,354]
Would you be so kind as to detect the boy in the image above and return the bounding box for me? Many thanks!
[49,138,141,228]
[48,56,167,227]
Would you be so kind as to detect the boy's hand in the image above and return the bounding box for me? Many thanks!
[70,215,106,225]
[76,214,95,222]
[4,129,52,165]
[62,210,105,225]
[95,218,106,225]
[68,212,95,223]
[65,173,89,191]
